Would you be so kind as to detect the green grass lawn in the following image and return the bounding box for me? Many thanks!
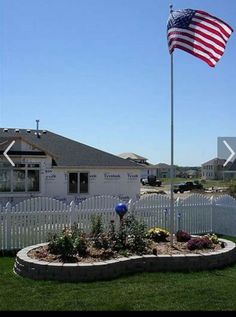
[1,236,236,311]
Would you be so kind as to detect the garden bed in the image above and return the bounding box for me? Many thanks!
[27,235,223,264]
[14,238,236,282]
[13,216,236,281]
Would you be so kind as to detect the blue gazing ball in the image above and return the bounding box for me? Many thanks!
[115,203,128,216]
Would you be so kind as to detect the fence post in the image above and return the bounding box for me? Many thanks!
[164,208,168,230]
[175,197,181,233]
[127,198,135,214]
[6,202,11,251]
[70,200,77,226]
[210,195,215,233]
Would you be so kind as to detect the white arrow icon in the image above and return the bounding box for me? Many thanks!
[3,140,15,166]
[223,140,235,167]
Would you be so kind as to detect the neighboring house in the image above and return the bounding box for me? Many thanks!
[155,163,176,179]
[118,153,156,179]
[0,128,142,204]
[201,158,226,180]
[185,169,198,178]
[118,153,148,164]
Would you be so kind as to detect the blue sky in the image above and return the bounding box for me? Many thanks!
[0,0,235,166]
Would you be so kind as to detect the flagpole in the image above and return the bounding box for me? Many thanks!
[169,4,174,247]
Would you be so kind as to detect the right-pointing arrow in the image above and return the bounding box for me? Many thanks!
[3,140,15,167]
[223,140,235,167]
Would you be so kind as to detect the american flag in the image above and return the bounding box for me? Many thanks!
[167,9,233,67]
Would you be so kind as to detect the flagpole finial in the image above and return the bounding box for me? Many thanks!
[169,4,173,13]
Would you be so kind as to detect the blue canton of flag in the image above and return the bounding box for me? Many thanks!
[167,9,233,67]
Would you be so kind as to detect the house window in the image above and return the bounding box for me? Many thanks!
[27,170,40,192]
[80,173,88,193]
[0,170,11,192]
[69,173,78,193]
[0,163,40,193]
[13,170,26,192]
[68,172,89,194]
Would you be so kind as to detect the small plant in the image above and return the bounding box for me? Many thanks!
[90,214,103,237]
[112,214,148,254]
[205,233,219,244]
[73,233,88,256]
[92,232,111,249]
[175,230,191,242]
[124,215,148,253]
[147,227,169,242]
[48,226,88,259]
[187,236,213,250]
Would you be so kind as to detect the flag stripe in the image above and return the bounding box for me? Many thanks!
[191,20,228,44]
[168,33,222,59]
[188,25,226,48]
[194,14,232,40]
[167,8,233,67]
[169,43,217,67]
[169,39,220,64]
[168,28,224,54]
[196,10,233,33]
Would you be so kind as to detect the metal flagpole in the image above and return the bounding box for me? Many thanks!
[169,4,174,247]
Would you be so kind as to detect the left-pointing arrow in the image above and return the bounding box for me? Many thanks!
[3,140,15,166]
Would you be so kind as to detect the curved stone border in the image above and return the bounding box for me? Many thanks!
[14,239,236,282]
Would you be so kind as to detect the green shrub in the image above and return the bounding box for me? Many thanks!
[113,215,148,254]
[124,215,147,253]
[48,226,87,259]
[92,232,111,249]
[73,233,88,256]
[90,214,103,237]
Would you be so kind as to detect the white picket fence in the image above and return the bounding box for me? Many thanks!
[1,193,236,251]
[213,195,236,236]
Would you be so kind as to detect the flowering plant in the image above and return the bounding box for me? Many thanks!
[175,230,191,242]
[187,236,213,250]
[147,227,169,242]
[48,226,87,259]
[205,233,219,244]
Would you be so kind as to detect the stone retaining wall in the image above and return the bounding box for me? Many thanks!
[14,239,236,282]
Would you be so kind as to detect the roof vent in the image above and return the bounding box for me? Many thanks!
[36,119,40,138]
[34,132,41,137]
[15,129,20,133]
[3,128,8,132]
[42,130,47,134]
[26,129,31,133]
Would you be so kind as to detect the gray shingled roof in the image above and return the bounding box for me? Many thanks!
[202,157,226,166]
[0,128,140,168]
[154,163,171,168]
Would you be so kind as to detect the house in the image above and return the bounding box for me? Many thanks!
[0,128,142,204]
[201,158,226,180]
[155,163,176,179]
[118,153,156,179]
